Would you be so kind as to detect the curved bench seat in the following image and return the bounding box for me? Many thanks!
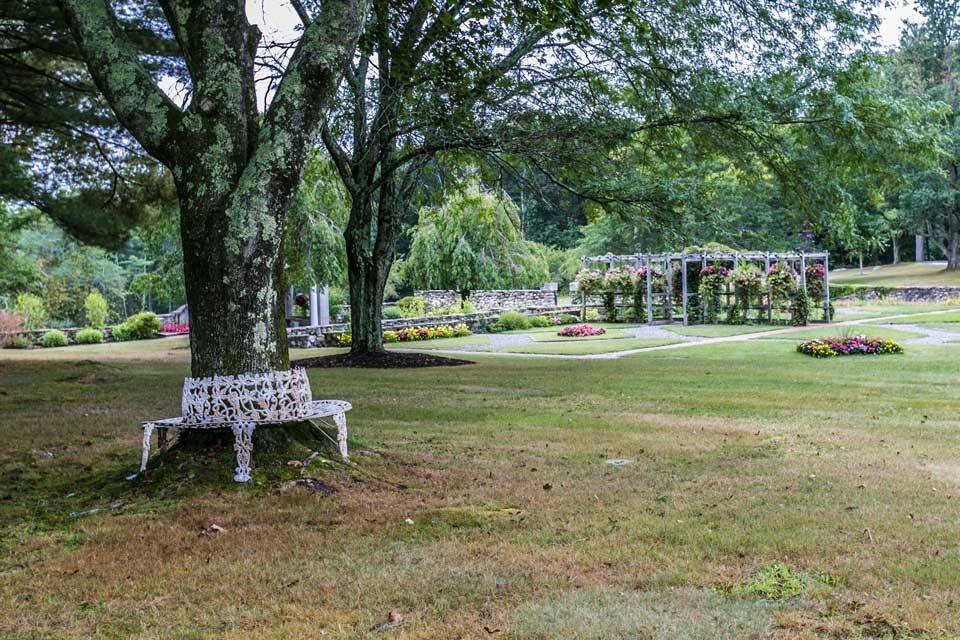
[139,369,350,482]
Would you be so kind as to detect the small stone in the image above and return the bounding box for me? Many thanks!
[404,518,414,525]
[605,459,633,466]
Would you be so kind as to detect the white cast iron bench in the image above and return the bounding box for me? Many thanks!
[139,368,350,482]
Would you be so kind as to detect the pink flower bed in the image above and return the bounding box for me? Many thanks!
[557,324,606,337]
[162,323,190,334]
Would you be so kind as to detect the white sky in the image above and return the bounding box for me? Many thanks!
[874,1,921,48]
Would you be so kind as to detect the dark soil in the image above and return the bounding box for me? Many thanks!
[293,351,474,369]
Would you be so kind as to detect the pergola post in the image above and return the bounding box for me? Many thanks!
[823,253,831,323]
[664,257,672,321]
[645,256,653,324]
[319,286,331,326]
[800,253,807,293]
[700,255,707,322]
[763,254,772,323]
[681,255,689,326]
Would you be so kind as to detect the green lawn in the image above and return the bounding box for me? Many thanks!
[830,261,960,287]
[494,337,679,355]
[2,339,960,637]
[665,324,781,338]
[831,301,960,320]
[759,324,926,342]
[882,310,960,324]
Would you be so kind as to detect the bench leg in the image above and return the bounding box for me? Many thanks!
[140,423,155,472]
[231,422,256,482]
[333,412,348,459]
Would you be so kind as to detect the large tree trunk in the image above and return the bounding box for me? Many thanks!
[892,238,900,265]
[947,231,960,271]
[180,201,289,377]
[345,198,394,353]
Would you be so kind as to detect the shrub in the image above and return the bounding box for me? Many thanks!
[453,323,471,337]
[383,306,403,320]
[397,295,426,317]
[336,332,352,347]
[7,335,30,349]
[83,291,109,329]
[75,328,104,344]
[41,329,68,347]
[528,315,553,328]
[0,311,24,348]
[550,313,578,325]
[558,323,606,337]
[113,312,161,341]
[427,299,477,316]
[492,310,530,332]
[584,307,600,322]
[14,293,46,330]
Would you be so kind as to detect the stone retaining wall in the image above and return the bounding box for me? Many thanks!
[415,289,557,311]
[831,285,960,303]
[287,304,582,348]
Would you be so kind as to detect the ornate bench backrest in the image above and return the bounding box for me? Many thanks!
[181,368,314,424]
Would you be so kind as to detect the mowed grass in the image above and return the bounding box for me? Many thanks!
[830,261,960,287]
[759,324,927,342]
[495,337,679,355]
[666,324,781,338]
[1,339,960,637]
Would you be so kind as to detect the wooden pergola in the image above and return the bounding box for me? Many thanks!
[580,251,831,326]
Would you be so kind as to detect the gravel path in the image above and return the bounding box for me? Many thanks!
[875,323,960,345]
[486,333,534,348]
[629,325,694,340]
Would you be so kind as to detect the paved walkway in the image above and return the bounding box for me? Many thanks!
[876,323,960,345]
[397,308,960,361]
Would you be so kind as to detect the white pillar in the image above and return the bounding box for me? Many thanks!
[285,286,294,318]
[319,286,331,326]
[309,285,319,327]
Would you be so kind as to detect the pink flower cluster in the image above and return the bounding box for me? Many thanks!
[699,265,731,277]
[806,263,826,278]
[162,323,189,334]
[557,324,606,337]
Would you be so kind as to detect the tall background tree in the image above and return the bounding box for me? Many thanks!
[404,175,548,299]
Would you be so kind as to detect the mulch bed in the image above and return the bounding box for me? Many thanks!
[293,351,474,369]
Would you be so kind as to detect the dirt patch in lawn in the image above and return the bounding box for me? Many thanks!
[293,351,474,368]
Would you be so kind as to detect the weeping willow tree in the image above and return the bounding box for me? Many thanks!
[404,178,548,301]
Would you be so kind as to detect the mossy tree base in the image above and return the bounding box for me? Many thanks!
[142,422,340,488]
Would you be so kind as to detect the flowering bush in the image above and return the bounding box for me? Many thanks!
[698,265,730,323]
[382,323,472,343]
[549,314,578,325]
[162,323,190,334]
[806,263,826,299]
[797,335,904,358]
[767,263,798,310]
[602,267,636,293]
[575,270,604,295]
[557,323,606,337]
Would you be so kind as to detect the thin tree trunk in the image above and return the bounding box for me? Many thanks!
[892,238,900,265]
[346,198,387,353]
[859,252,864,275]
